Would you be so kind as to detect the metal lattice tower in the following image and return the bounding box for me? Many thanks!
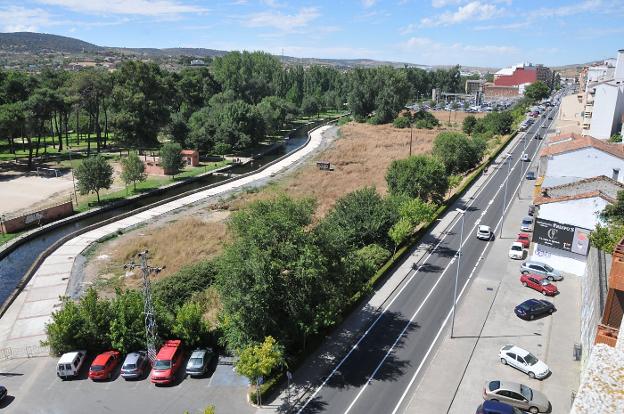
[124,250,162,363]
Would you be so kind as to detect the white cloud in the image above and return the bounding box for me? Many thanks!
[244,7,320,32]
[529,0,603,18]
[401,36,520,65]
[420,1,504,27]
[474,20,530,30]
[432,0,511,7]
[362,0,377,8]
[35,0,206,16]
[0,6,53,32]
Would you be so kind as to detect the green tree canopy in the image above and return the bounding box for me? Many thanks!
[462,115,478,135]
[235,336,284,385]
[386,155,449,203]
[432,131,486,174]
[160,142,184,178]
[524,81,550,102]
[120,152,147,190]
[75,154,113,203]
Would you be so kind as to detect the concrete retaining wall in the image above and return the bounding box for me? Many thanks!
[1,201,74,233]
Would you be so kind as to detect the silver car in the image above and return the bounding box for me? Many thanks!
[120,351,149,380]
[520,216,534,232]
[521,261,563,281]
[185,349,214,377]
[483,380,551,413]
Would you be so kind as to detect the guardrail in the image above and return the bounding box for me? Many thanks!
[0,345,50,360]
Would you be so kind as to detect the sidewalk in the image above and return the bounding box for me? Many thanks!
[254,134,528,414]
[402,166,581,414]
[0,125,335,353]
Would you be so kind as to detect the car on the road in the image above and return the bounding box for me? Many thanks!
[548,116,553,120]
[89,350,122,381]
[499,345,550,379]
[520,274,559,296]
[514,299,556,320]
[0,385,6,402]
[520,260,562,281]
[186,348,215,377]
[56,350,87,380]
[516,233,531,248]
[151,339,184,385]
[509,242,525,260]
[525,171,535,180]
[477,225,493,240]
[520,216,534,232]
[120,351,150,380]
[541,124,547,128]
[534,133,542,140]
[476,400,524,414]
[521,153,529,162]
[483,380,551,413]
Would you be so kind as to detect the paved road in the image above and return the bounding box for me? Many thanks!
[295,102,562,414]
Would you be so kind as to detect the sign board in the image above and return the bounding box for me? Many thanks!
[532,218,590,256]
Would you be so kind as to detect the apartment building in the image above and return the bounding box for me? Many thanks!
[494,62,553,88]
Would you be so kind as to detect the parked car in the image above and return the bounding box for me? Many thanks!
[476,400,524,414]
[515,233,530,248]
[151,340,184,385]
[477,225,493,241]
[483,380,551,413]
[56,350,87,380]
[120,351,149,380]
[548,116,553,120]
[89,350,122,381]
[525,171,535,180]
[520,274,559,296]
[186,348,215,377]
[509,242,525,260]
[499,345,550,379]
[520,217,534,232]
[514,299,556,320]
[0,385,6,402]
[520,261,563,281]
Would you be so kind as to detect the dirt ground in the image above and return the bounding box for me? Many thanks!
[82,116,480,293]
[0,172,75,216]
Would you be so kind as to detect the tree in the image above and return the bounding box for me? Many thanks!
[120,152,147,191]
[462,115,478,135]
[393,116,411,128]
[172,301,210,349]
[524,81,550,102]
[160,142,184,178]
[432,131,486,174]
[108,289,145,354]
[386,155,449,203]
[235,336,284,387]
[388,197,436,251]
[75,154,113,203]
[153,261,216,312]
[300,95,320,117]
[44,298,86,355]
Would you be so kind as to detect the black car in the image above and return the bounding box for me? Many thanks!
[515,299,555,320]
[0,385,7,401]
[534,134,541,140]
[525,171,536,180]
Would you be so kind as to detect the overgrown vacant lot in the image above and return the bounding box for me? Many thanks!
[83,117,477,292]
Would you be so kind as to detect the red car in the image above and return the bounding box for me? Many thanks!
[516,233,531,248]
[151,340,184,385]
[89,350,121,380]
[520,274,558,296]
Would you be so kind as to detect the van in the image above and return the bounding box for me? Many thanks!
[57,350,87,380]
[151,340,184,385]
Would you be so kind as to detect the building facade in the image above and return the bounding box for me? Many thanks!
[494,62,553,88]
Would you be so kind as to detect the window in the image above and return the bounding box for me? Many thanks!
[516,356,526,365]
[525,354,538,365]
[507,353,517,359]
[509,391,525,401]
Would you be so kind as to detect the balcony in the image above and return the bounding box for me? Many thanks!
[595,324,619,347]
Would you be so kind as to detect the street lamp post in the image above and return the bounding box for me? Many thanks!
[451,208,465,339]
[500,153,512,238]
[67,146,78,204]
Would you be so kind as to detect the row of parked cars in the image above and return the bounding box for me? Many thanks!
[56,340,215,385]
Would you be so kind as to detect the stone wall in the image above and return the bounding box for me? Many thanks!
[1,201,74,233]
[581,246,610,365]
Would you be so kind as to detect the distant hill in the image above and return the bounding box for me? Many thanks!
[0,32,101,53]
[0,31,426,69]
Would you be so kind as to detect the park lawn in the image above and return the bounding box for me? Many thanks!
[74,160,230,212]
[0,231,22,246]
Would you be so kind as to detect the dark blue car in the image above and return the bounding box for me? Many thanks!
[476,400,524,414]
[515,299,555,320]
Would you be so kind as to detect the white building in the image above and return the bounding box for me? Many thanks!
[539,133,624,185]
[583,49,624,139]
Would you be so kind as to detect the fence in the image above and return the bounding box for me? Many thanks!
[0,344,50,361]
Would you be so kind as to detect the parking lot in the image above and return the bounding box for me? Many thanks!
[404,139,581,413]
[0,354,252,414]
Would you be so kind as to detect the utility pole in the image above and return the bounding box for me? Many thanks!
[124,250,163,363]
[409,123,413,157]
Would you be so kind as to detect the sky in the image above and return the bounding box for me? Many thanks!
[1,0,623,67]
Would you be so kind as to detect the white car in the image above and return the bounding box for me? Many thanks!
[476,225,493,240]
[509,242,524,259]
[499,345,550,379]
[521,153,529,162]
[520,216,534,232]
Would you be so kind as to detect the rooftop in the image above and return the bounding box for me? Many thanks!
[534,190,615,206]
[540,133,624,160]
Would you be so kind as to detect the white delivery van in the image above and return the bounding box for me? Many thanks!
[57,350,87,379]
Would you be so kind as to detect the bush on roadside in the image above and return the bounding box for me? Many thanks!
[152,260,217,312]
[392,116,411,129]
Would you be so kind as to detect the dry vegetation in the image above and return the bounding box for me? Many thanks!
[85,114,484,292]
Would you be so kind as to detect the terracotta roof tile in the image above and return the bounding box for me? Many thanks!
[540,133,624,159]
[542,175,624,190]
[534,190,616,206]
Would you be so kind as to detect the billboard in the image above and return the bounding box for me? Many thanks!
[532,218,590,256]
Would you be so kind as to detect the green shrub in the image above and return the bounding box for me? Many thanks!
[153,261,217,311]
[392,116,411,129]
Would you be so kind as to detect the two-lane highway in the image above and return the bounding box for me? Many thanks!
[295,100,562,414]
